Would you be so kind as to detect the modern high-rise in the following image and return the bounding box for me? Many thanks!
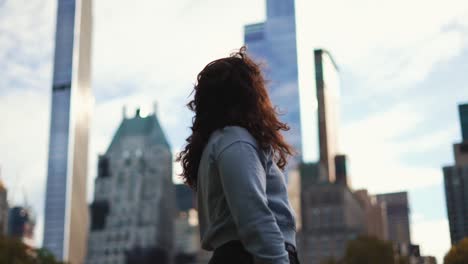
[443,103,468,244]
[43,0,93,262]
[315,49,341,182]
[244,0,302,166]
[86,108,175,264]
[376,192,411,244]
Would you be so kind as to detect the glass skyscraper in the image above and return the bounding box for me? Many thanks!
[43,0,92,263]
[443,103,468,244]
[244,0,302,165]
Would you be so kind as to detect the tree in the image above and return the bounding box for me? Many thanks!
[343,236,394,264]
[444,237,468,264]
[0,235,33,264]
[0,235,65,264]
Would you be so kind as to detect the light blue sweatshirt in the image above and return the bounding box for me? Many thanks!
[196,126,297,264]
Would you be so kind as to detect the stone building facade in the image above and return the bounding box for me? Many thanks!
[86,109,175,264]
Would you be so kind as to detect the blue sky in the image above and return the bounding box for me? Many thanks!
[0,0,467,262]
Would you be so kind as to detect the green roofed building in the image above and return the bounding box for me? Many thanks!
[86,108,175,264]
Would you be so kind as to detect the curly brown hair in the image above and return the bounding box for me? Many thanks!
[177,47,294,189]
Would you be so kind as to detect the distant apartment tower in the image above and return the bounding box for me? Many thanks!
[8,206,35,246]
[0,177,7,235]
[299,164,365,264]
[43,0,93,262]
[244,0,302,165]
[443,103,468,244]
[315,49,341,182]
[354,189,389,241]
[86,109,175,264]
[376,192,411,244]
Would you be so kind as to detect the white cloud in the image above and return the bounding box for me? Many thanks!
[341,103,455,192]
[296,0,468,100]
[411,216,451,263]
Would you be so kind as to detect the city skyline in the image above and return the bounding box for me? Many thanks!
[1,0,468,262]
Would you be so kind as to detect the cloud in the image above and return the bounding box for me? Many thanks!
[340,103,454,192]
[295,0,468,102]
[0,0,55,95]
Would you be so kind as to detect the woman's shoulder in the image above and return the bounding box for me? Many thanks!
[210,126,259,158]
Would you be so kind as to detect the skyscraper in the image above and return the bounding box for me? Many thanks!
[244,0,302,165]
[315,49,341,182]
[43,0,92,262]
[298,50,367,264]
[86,108,175,264]
[376,192,411,245]
[443,103,468,244]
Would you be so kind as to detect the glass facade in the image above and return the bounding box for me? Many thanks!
[244,0,302,167]
[44,0,92,263]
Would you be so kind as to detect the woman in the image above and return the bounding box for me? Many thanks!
[177,47,300,264]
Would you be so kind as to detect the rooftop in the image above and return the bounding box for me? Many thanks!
[107,109,171,152]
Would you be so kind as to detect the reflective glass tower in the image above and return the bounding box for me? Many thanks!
[244,0,302,165]
[43,0,92,263]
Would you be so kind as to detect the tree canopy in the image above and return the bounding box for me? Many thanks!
[444,237,468,264]
[343,236,394,264]
[0,235,65,264]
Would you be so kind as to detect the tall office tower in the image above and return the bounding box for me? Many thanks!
[354,190,389,241]
[299,164,365,264]
[43,0,92,262]
[8,206,36,246]
[443,103,468,244]
[244,0,302,166]
[315,49,341,182]
[376,192,411,244]
[0,177,7,235]
[86,109,175,264]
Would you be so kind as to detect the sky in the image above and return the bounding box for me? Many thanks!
[0,0,467,262]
